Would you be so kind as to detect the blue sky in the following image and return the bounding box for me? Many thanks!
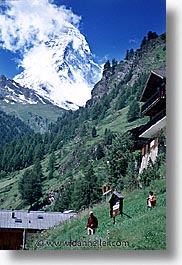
[59,0,166,61]
[0,0,166,79]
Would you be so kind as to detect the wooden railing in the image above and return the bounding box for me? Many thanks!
[139,110,166,137]
[141,91,161,114]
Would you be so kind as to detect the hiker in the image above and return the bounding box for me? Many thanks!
[86,211,98,235]
[147,191,156,208]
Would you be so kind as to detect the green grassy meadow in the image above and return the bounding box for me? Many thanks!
[0,102,64,132]
[0,106,148,210]
[27,179,166,250]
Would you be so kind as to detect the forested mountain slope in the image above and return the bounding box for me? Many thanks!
[0,74,66,133]
[0,32,166,212]
[0,110,33,148]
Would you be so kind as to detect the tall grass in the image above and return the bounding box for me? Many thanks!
[27,179,166,250]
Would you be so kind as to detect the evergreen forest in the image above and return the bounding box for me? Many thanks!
[0,32,166,214]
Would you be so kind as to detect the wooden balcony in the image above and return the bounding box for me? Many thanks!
[141,91,165,116]
[138,110,166,139]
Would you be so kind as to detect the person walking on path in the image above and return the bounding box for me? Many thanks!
[86,211,98,235]
[147,191,156,209]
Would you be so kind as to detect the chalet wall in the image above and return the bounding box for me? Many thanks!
[138,69,166,178]
[139,138,159,175]
[0,228,40,250]
[0,229,23,250]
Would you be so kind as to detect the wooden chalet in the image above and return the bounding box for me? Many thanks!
[0,210,75,250]
[137,69,166,174]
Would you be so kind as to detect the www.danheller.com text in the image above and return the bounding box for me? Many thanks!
[36,239,129,248]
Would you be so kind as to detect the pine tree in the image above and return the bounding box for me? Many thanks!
[140,36,147,48]
[79,123,87,137]
[33,159,44,181]
[127,99,140,122]
[71,164,100,210]
[18,169,34,205]
[107,132,134,188]
[91,103,100,120]
[33,143,44,162]
[18,165,43,206]
[125,49,129,60]
[71,176,87,210]
[115,93,126,110]
[129,48,134,57]
[47,152,55,179]
[103,60,111,76]
[124,158,139,190]
[54,181,73,212]
[91,126,97,138]
[32,170,43,204]
[104,128,113,146]
[96,144,105,160]
[111,58,117,74]
[84,164,99,206]
[147,31,158,41]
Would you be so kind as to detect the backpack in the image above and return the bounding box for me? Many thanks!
[151,195,156,206]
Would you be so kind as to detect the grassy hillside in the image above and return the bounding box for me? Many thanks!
[0,105,148,210]
[0,102,64,133]
[0,33,166,220]
[98,106,148,135]
[0,33,166,251]
[27,179,166,250]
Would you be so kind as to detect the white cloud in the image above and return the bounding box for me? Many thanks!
[0,0,101,108]
[14,41,94,107]
[0,0,81,53]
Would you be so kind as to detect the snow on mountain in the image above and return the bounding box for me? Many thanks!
[13,24,102,110]
[0,75,51,105]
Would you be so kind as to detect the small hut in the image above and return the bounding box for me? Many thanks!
[109,191,124,224]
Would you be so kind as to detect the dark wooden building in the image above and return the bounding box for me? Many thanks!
[137,69,166,174]
[0,210,75,250]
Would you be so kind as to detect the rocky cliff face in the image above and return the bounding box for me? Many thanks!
[0,75,50,105]
[87,33,166,107]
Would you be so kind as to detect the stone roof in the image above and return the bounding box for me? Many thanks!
[0,210,75,230]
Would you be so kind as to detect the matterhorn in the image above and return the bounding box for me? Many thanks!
[14,24,102,110]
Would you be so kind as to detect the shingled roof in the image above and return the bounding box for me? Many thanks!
[108,191,125,203]
[0,210,75,230]
[140,69,166,102]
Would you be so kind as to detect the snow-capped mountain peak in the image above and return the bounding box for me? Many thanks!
[0,75,51,105]
[14,24,102,110]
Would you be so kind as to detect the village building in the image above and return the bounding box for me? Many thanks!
[137,69,166,174]
[0,210,75,250]
[101,69,166,213]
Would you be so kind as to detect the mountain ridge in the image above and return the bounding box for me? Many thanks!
[13,24,102,110]
[87,32,166,107]
[0,32,166,213]
[0,75,51,105]
[0,75,66,133]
